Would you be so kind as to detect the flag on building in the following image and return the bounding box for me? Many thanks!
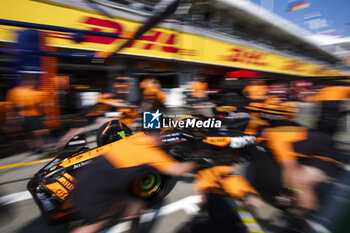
[287,0,310,12]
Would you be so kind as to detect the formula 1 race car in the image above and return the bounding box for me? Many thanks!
[27,120,175,223]
[28,115,295,225]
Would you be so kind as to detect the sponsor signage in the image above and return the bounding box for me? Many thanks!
[0,0,346,76]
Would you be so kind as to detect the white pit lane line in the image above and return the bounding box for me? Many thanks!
[0,191,202,233]
[106,195,202,233]
[0,190,32,206]
[0,191,202,211]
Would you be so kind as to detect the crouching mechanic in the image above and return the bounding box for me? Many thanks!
[70,131,198,233]
[188,166,264,233]
[176,135,264,233]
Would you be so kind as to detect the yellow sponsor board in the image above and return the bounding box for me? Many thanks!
[0,0,346,76]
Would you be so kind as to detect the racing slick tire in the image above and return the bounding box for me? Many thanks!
[132,169,177,205]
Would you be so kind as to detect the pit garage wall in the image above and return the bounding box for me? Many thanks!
[0,0,347,77]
